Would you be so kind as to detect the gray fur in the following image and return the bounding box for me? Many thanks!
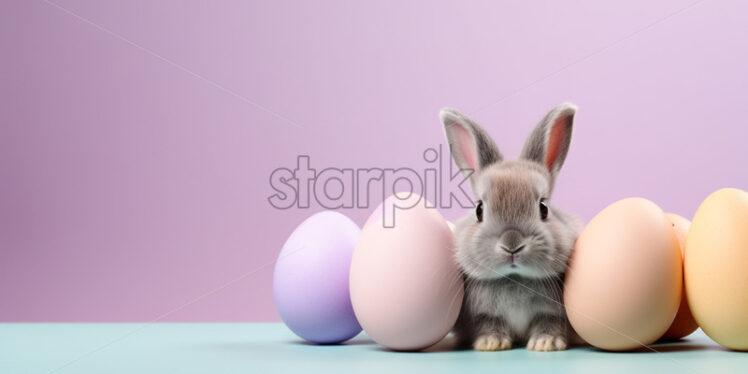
[439,104,582,351]
[440,108,502,193]
[520,103,576,190]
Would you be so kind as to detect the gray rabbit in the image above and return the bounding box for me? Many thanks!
[440,103,582,351]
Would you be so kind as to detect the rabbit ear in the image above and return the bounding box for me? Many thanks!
[520,103,576,181]
[440,108,502,192]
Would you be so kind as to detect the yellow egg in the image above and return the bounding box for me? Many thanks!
[686,188,748,350]
[564,198,681,351]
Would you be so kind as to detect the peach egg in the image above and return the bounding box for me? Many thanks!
[564,198,681,351]
[660,213,698,340]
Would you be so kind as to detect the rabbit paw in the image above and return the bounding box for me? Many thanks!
[526,333,567,351]
[473,334,512,351]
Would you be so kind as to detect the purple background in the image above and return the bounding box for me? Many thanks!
[1,0,747,322]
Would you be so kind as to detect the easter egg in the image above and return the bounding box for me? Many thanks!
[686,188,748,350]
[273,211,362,343]
[349,193,463,350]
[660,213,698,340]
[564,198,681,351]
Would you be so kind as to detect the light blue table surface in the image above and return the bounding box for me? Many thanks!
[0,323,745,373]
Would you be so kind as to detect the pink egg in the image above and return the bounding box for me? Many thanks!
[349,193,464,351]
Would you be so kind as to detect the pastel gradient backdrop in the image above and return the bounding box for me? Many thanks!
[1,0,747,322]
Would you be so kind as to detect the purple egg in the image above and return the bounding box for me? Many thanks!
[273,211,362,343]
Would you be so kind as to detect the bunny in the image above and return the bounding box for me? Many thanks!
[440,103,582,352]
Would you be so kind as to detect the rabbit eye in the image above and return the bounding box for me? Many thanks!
[539,198,549,220]
[476,200,483,223]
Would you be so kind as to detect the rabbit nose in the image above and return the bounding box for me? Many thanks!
[502,244,525,254]
[499,229,525,254]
